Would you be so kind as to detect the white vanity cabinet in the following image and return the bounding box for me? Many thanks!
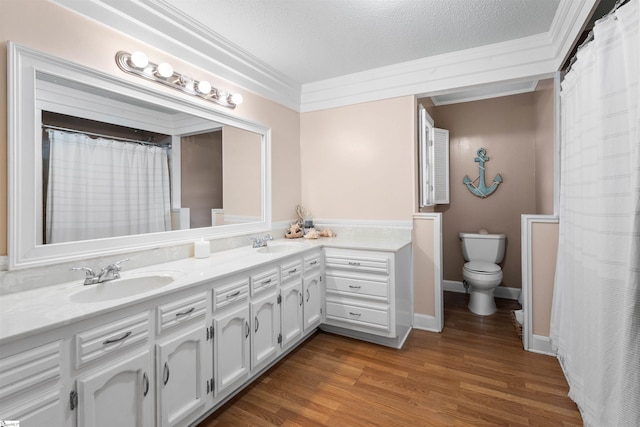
[279,258,304,350]
[0,340,67,427]
[212,275,251,398]
[303,252,324,332]
[323,245,412,349]
[155,292,211,427]
[73,311,154,427]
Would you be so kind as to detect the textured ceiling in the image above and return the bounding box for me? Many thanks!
[169,0,561,84]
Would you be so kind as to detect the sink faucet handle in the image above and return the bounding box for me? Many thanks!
[265,234,273,240]
[71,266,96,278]
[111,258,130,271]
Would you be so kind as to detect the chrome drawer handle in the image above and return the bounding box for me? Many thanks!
[255,316,259,333]
[103,331,131,345]
[348,261,361,266]
[349,285,361,289]
[299,293,303,306]
[349,312,362,317]
[226,291,241,299]
[245,321,250,338]
[261,278,272,285]
[175,307,195,317]
[288,268,298,274]
[309,260,318,266]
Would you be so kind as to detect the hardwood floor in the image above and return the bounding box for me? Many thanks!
[198,292,582,426]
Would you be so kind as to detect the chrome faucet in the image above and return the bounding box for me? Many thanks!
[72,258,129,285]
[250,234,273,248]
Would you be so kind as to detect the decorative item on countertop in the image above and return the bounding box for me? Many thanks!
[194,238,210,258]
[302,227,337,239]
[463,148,502,198]
[285,221,304,239]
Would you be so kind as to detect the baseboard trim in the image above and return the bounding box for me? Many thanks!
[443,280,521,301]
[528,334,556,356]
[412,313,442,333]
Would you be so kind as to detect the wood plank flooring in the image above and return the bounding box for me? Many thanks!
[198,292,582,426]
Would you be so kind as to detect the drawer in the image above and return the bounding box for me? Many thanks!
[303,254,321,273]
[281,259,303,284]
[325,253,389,275]
[0,340,61,400]
[157,291,207,334]
[213,277,250,311]
[325,301,390,332]
[251,268,279,295]
[75,312,149,369]
[325,273,389,301]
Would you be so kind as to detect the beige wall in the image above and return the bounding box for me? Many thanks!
[181,132,223,228]
[532,221,559,336]
[299,97,415,221]
[534,80,556,215]
[0,0,301,256]
[425,87,554,289]
[413,216,436,317]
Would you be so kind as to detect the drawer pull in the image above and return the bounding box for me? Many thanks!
[348,261,361,266]
[175,307,195,317]
[245,321,250,338]
[288,268,298,274]
[309,260,318,266]
[102,331,131,345]
[299,293,303,306]
[163,362,170,386]
[261,278,272,285]
[306,288,310,302]
[349,285,362,289]
[142,372,149,397]
[349,312,362,317]
[255,316,260,333]
[226,291,241,299]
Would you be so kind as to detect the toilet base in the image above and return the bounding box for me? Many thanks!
[468,287,497,316]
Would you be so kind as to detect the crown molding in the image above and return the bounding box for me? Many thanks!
[52,0,301,111]
[52,0,596,113]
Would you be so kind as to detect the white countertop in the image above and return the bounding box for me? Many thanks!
[0,237,410,345]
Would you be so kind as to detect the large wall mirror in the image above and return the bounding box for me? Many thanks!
[8,43,271,270]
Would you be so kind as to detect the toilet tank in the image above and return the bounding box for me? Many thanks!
[459,232,506,263]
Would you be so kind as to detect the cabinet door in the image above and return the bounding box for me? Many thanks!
[76,349,153,427]
[250,292,280,371]
[156,324,211,427]
[214,304,250,396]
[0,387,67,427]
[303,271,323,331]
[280,280,303,349]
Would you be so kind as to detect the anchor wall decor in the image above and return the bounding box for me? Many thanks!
[463,148,502,198]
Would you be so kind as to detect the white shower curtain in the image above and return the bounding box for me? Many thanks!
[46,129,171,244]
[551,1,639,426]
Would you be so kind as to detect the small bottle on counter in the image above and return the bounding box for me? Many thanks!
[194,238,210,258]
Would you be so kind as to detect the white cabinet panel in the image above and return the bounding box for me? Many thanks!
[250,291,279,371]
[76,349,153,427]
[280,280,303,349]
[156,324,211,427]
[214,304,250,396]
[303,271,322,331]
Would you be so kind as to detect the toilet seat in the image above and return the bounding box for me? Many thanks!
[463,261,501,275]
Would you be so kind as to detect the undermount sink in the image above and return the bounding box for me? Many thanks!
[69,272,182,303]
[255,241,306,254]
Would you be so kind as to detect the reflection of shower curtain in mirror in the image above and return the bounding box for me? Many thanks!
[46,129,171,243]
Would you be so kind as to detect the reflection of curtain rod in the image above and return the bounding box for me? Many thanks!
[42,124,171,148]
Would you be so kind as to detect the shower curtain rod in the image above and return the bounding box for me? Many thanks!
[42,124,171,148]
[565,0,631,73]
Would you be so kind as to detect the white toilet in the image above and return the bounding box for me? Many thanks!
[459,232,506,316]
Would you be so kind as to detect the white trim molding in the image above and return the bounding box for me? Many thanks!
[412,313,441,333]
[443,280,521,301]
[52,0,597,112]
[521,215,559,354]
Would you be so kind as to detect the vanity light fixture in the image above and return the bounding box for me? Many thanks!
[115,51,243,109]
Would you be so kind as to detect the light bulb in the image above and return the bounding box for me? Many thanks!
[129,51,148,69]
[196,80,212,95]
[229,93,243,105]
[156,62,174,78]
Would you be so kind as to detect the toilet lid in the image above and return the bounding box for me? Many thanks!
[464,261,501,274]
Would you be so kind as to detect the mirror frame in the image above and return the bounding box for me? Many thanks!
[7,42,272,270]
